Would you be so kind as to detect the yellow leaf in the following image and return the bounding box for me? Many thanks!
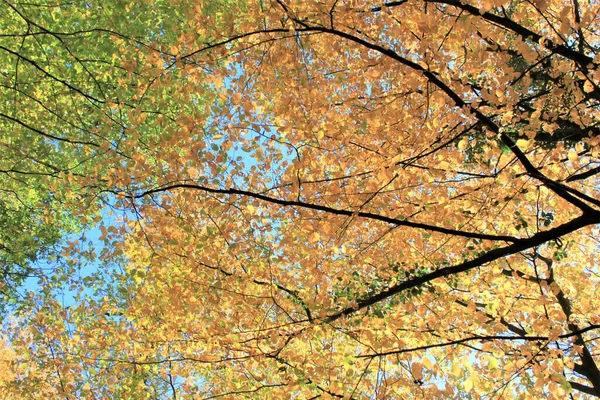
[452,363,461,377]
[422,357,433,369]
[464,377,473,391]
[310,232,320,243]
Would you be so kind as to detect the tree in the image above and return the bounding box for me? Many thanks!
[1,0,600,398]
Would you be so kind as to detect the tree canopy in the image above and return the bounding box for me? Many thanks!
[1,0,600,398]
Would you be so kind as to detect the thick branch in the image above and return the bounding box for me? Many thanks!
[500,133,600,211]
[566,166,600,182]
[568,381,600,398]
[545,258,600,395]
[325,214,595,322]
[422,0,595,68]
[131,184,520,242]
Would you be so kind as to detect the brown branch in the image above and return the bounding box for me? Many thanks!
[0,112,99,147]
[566,166,600,182]
[325,214,595,322]
[0,44,103,104]
[131,184,521,242]
[358,324,600,358]
[455,298,529,336]
[544,256,600,395]
[421,0,595,68]
[569,381,600,398]
[499,133,600,211]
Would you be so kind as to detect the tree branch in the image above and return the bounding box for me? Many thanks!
[568,381,600,398]
[566,166,600,183]
[130,184,521,242]
[325,214,595,322]
[359,324,600,358]
[422,0,595,69]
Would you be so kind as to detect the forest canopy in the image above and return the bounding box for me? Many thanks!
[1,0,599,398]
